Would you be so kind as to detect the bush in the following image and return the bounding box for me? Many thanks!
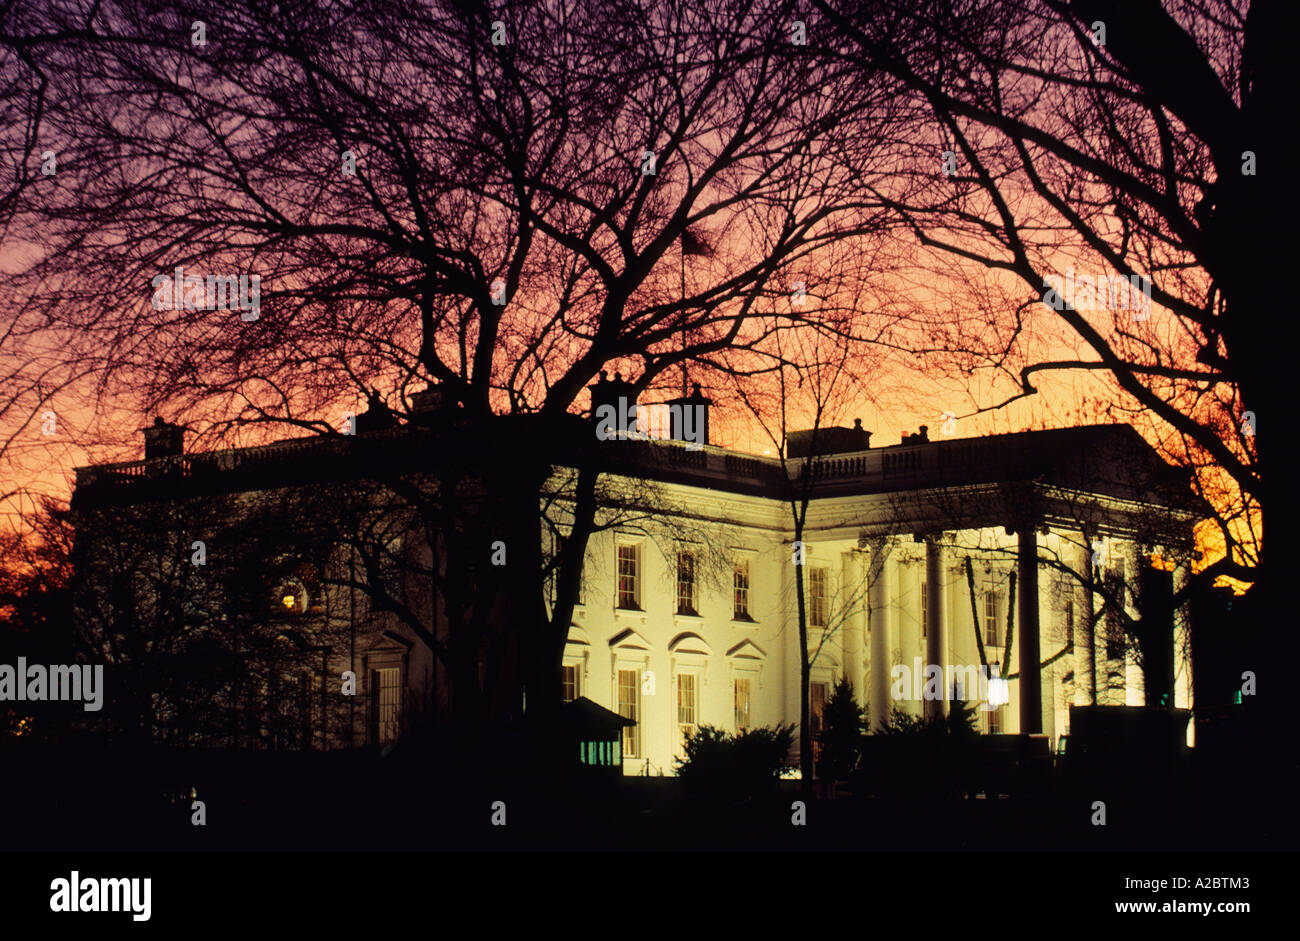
[676,723,795,802]
[816,676,866,783]
[852,699,980,799]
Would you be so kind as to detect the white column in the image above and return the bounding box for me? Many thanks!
[925,536,948,720]
[841,549,865,705]
[1070,537,1092,709]
[781,543,800,743]
[1173,557,1195,747]
[868,540,894,732]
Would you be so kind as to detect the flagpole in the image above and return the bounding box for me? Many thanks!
[680,234,688,398]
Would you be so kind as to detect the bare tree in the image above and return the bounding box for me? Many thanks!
[6,0,907,725]
[69,476,358,748]
[813,0,1274,596]
[0,496,75,739]
[732,327,884,790]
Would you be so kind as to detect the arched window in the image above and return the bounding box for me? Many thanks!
[274,578,309,615]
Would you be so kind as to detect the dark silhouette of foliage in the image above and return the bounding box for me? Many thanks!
[816,675,866,783]
[675,723,794,803]
[854,699,981,800]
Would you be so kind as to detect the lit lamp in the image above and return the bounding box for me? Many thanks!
[987,676,1010,708]
[282,594,297,610]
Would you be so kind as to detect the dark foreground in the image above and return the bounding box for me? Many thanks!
[1,741,1293,852]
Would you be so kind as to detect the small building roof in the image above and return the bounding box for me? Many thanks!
[561,696,636,736]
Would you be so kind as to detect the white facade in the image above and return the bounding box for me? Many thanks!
[73,417,1198,759]
[550,433,1198,776]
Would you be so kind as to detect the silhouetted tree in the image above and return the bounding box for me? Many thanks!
[816,675,866,785]
[816,0,1275,596]
[5,0,903,728]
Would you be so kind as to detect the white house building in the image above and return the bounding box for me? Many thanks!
[72,387,1201,770]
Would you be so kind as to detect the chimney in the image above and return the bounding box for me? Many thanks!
[917,425,929,442]
[666,382,712,447]
[852,418,872,449]
[143,417,184,459]
[410,384,441,412]
[355,388,398,434]
[408,383,449,426]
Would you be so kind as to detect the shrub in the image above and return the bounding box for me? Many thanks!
[816,676,866,783]
[676,723,795,802]
[853,699,980,799]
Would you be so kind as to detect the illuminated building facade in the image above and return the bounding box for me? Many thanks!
[72,393,1201,772]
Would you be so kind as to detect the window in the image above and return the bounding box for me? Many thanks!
[987,706,1001,734]
[811,682,829,732]
[733,560,751,620]
[808,568,827,628]
[734,677,751,731]
[1105,570,1126,659]
[983,587,1000,646]
[617,669,641,758]
[275,579,308,615]
[617,544,640,610]
[372,668,401,745]
[580,739,621,766]
[810,681,829,764]
[676,552,697,615]
[302,673,319,750]
[561,664,580,702]
[920,580,928,639]
[677,673,698,741]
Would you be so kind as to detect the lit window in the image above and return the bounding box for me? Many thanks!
[561,664,580,702]
[372,668,401,744]
[275,581,308,615]
[677,552,697,615]
[734,560,751,620]
[808,567,827,627]
[811,682,829,733]
[617,545,640,610]
[677,673,697,741]
[734,677,751,731]
[617,669,640,757]
[1105,568,1126,659]
[810,681,829,764]
[983,587,999,646]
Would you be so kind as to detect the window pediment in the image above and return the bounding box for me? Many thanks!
[726,639,766,660]
[668,632,711,655]
[609,627,651,650]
